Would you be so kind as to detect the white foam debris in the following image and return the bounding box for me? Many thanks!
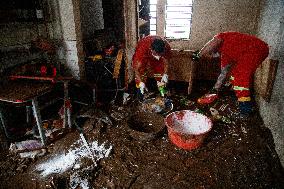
[36,139,112,177]
[70,170,91,189]
[170,111,212,135]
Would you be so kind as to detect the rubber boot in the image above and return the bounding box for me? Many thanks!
[238,101,253,119]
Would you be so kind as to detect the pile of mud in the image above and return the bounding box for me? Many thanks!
[0,94,283,188]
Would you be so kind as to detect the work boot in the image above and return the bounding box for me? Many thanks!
[137,89,144,102]
[238,101,253,119]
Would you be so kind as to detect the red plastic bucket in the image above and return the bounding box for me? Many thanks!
[164,110,213,150]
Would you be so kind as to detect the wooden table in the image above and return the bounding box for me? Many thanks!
[0,80,55,145]
[9,75,74,129]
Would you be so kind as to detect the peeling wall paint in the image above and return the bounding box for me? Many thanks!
[256,0,284,166]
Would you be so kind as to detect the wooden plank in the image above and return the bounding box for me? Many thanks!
[254,58,279,102]
[168,50,196,94]
[168,50,195,82]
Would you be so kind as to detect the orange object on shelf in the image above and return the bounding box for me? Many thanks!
[197,93,218,104]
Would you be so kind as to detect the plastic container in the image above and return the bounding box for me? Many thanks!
[197,93,218,104]
[164,110,213,150]
[158,86,167,97]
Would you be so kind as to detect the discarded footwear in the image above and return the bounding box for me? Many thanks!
[197,93,218,104]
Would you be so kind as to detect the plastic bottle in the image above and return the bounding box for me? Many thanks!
[158,86,167,97]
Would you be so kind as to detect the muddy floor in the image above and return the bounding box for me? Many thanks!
[0,82,283,189]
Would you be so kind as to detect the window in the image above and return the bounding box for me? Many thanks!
[149,0,158,35]
[149,0,194,39]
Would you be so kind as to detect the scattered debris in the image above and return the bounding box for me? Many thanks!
[179,97,195,106]
[0,91,283,188]
[35,138,112,177]
[9,140,46,159]
[69,166,95,189]
[123,92,131,104]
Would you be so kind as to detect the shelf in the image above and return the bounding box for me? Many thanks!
[0,0,49,24]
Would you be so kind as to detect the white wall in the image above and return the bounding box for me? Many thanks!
[257,0,284,166]
[80,0,104,39]
[57,0,84,79]
[170,0,262,50]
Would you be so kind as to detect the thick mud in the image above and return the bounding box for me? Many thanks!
[0,87,283,189]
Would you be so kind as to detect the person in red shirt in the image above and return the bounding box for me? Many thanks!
[132,35,171,96]
[197,31,269,117]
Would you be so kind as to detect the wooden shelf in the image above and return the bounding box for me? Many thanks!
[0,0,48,24]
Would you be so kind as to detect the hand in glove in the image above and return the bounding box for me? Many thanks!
[192,50,201,61]
[157,81,167,97]
[138,82,147,94]
[157,81,165,87]
[161,74,169,84]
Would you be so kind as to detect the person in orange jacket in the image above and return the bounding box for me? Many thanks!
[197,31,269,117]
[132,35,171,97]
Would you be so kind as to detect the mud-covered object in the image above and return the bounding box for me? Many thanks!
[0,93,283,188]
[85,59,115,87]
[140,97,173,115]
[110,106,129,121]
[85,57,125,104]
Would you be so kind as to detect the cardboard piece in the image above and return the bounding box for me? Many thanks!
[254,58,279,102]
[168,50,196,94]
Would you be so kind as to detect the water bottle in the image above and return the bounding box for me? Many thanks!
[158,86,167,97]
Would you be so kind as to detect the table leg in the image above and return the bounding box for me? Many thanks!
[63,81,72,128]
[67,108,72,128]
[26,106,32,126]
[0,109,11,139]
[92,88,96,104]
[31,98,46,145]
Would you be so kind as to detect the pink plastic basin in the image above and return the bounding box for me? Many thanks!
[164,110,213,150]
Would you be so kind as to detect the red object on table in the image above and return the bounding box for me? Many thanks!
[40,65,48,76]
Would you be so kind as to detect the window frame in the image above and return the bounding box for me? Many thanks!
[149,0,194,41]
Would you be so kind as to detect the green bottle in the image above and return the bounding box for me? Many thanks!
[158,86,167,97]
